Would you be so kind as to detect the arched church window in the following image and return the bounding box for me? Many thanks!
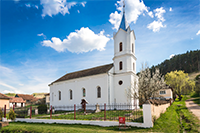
[58,91,61,100]
[119,61,123,70]
[132,43,134,53]
[119,42,122,52]
[70,90,73,100]
[97,86,101,98]
[83,88,86,97]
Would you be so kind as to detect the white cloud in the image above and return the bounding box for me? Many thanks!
[109,0,148,30]
[148,11,154,18]
[40,0,86,17]
[170,54,175,59]
[147,21,166,32]
[37,33,46,39]
[169,7,172,11]
[35,5,39,9]
[42,27,110,53]
[147,7,166,32]
[77,10,80,13]
[25,4,31,8]
[154,7,166,22]
[196,30,200,35]
[81,2,86,7]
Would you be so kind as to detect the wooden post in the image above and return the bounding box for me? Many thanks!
[30,106,32,119]
[104,103,106,121]
[4,105,6,118]
[50,105,52,119]
[13,105,15,112]
[74,104,76,120]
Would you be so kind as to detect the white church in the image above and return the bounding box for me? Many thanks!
[49,7,139,108]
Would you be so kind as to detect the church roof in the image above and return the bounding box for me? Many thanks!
[51,63,113,84]
[118,12,129,31]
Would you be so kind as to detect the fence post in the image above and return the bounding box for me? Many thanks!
[30,106,32,119]
[4,105,6,118]
[50,105,52,119]
[13,105,15,112]
[143,100,153,128]
[74,104,76,120]
[104,103,106,121]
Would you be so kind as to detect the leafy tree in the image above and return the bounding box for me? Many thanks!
[165,70,195,101]
[126,64,168,104]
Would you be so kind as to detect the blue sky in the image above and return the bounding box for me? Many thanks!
[0,0,199,94]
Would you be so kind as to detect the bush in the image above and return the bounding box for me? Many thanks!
[38,104,47,114]
[0,108,3,121]
[8,109,16,120]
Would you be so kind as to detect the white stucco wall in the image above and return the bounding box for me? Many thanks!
[50,73,109,107]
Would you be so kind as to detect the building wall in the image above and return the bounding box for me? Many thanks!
[0,99,10,110]
[159,89,173,99]
[50,73,109,107]
[151,103,170,119]
[10,103,25,108]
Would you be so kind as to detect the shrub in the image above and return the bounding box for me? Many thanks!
[0,108,3,121]
[38,104,47,114]
[8,109,16,120]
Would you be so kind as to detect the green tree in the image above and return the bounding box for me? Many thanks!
[165,70,195,101]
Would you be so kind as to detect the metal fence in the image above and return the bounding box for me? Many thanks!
[5,103,143,122]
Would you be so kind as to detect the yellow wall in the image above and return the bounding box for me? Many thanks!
[0,99,10,110]
[159,89,172,99]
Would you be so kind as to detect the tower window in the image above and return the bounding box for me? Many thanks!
[58,91,61,100]
[83,88,86,97]
[119,61,123,70]
[132,43,134,53]
[97,86,101,98]
[119,80,123,85]
[70,90,73,100]
[119,42,122,52]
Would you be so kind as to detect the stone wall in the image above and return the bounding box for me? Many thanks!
[151,102,170,119]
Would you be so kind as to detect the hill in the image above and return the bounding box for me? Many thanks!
[150,50,200,75]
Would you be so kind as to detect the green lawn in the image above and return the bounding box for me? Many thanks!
[37,110,143,123]
[1,96,199,133]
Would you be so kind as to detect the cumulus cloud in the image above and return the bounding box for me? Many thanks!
[77,10,80,13]
[196,30,200,35]
[42,27,110,53]
[169,7,172,11]
[40,0,86,17]
[109,0,148,30]
[147,7,166,32]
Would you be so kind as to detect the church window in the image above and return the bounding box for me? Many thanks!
[132,43,134,53]
[119,42,122,52]
[83,88,86,97]
[59,91,61,100]
[70,90,73,100]
[119,61,123,70]
[119,80,123,85]
[97,86,101,98]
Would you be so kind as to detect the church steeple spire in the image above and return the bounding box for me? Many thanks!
[118,1,129,31]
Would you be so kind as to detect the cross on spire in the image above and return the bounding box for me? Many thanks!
[123,0,125,14]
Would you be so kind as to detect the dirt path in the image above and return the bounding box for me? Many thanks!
[185,98,200,120]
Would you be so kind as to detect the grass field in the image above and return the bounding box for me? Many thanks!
[1,96,199,133]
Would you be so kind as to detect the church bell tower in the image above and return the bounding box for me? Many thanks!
[113,3,137,74]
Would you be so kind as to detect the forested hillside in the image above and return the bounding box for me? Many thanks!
[150,50,200,75]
